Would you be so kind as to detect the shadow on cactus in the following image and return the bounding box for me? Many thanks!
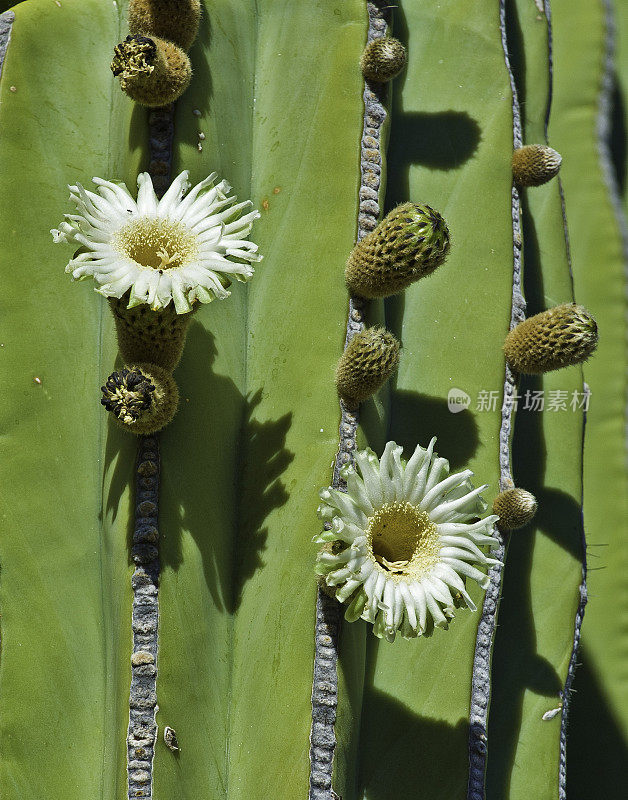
[387,387,480,471]
[488,371,586,797]
[357,683,469,800]
[102,322,294,614]
[162,325,294,614]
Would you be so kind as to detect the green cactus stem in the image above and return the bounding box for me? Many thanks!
[128,0,201,52]
[308,5,392,796]
[111,34,191,106]
[468,1,526,789]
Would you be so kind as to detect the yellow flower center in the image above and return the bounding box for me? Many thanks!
[366,502,440,580]
[114,217,198,271]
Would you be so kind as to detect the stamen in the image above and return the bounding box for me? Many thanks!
[367,501,440,580]
[113,217,198,271]
[156,248,183,269]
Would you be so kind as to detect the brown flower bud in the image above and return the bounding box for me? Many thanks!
[504,304,598,374]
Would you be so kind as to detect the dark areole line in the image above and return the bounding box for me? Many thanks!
[0,10,14,80]
[126,104,175,800]
[467,2,526,798]
[308,3,390,799]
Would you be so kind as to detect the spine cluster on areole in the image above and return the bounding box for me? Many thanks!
[127,438,161,800]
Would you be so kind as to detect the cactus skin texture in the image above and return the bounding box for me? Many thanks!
[335,326,400,406]
[128,0,201,52]
[111,34,191,106]
[345,202,450,298]
[503,303,598,374]
[101,363,179,434]
[360,37,406,82]
[493,488,538,530]
[0,1,624,800]
[108,293,193,371]
[512,144,562,186]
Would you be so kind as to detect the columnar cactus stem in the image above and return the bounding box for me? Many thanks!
[543,5,590,796]
[467,3,525,796]
[308,3,390,798]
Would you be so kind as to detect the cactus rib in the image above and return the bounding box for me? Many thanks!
[126,99,176,800]
[467,3,525,796]
[554,0,627,791]
[308,3,390,798]
[543,3,590,795]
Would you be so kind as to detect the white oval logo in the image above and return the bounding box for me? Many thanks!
[447,388,471,414]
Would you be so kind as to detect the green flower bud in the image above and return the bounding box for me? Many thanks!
[129,0,201,52]
[493,488,537,530]
[335,327,400,407]
[101,363,179,435]
[512,144,562,187]
[504,303,598,374]
[346,203,450,299]
[360,37,407,83]
[111,34,191,107]
[109,292,194,372]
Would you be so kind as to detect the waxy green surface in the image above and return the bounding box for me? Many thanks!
[0,1,143,798]
[356,2,514,798]
[156,1,367,798]
[0,0,364,797]
[487,5,585,799]
[0,0,616,798]
[549,0,628,796]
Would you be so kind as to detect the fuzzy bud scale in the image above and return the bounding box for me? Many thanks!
[360,37,407,82]
[109,293,194,372]
[346,203,450,299]
[335,327,400,406]
[512,145,562,187]
[493,488,538,530]
[504,303,598,374]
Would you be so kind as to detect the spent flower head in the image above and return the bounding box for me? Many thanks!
[315,439,499,642]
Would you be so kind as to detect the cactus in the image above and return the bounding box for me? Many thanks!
[0,2,626,800]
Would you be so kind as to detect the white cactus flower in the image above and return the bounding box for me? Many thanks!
[315,439,500,643]
[51,170,261,313]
